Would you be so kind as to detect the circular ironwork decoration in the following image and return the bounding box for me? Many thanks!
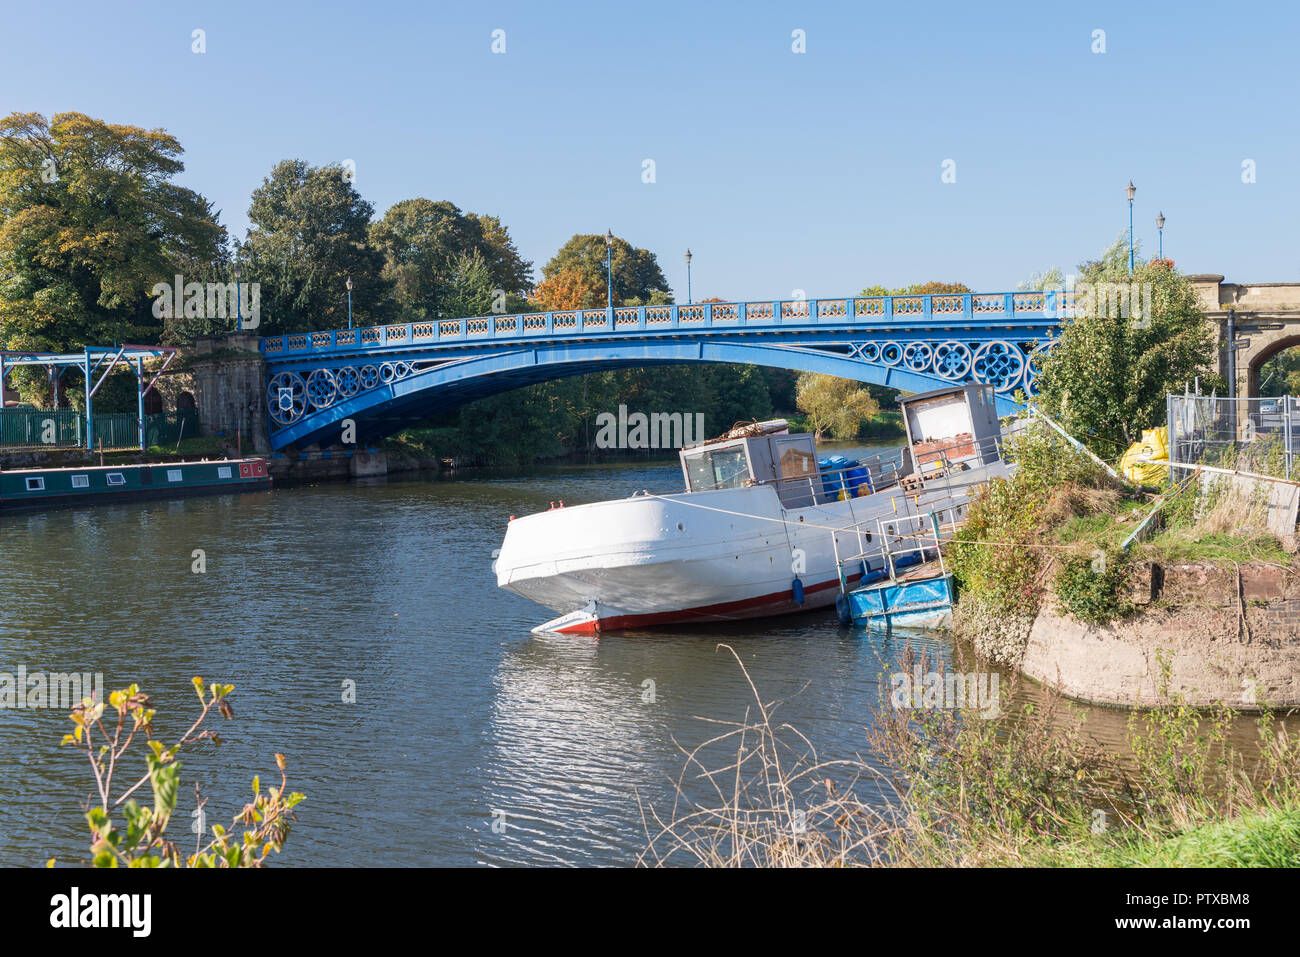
[903,341,933,373]
[971,340,1026,393]
[933,341,972,380]
[392,361,411,379]
[857,342,881,363]
[1023,340,1055,397]
[879,341,903,367]
[359,365,380,390]
[379,362,397,384]
[306,368,338,409]
[267,372,307,425]
[336,366,361,398]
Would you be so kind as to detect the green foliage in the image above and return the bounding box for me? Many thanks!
[53,679,303,868]
[858,281,971,297]
[949,472,1045,620]
[241,159,390,333]
[1257,349,1300,398]
[541,233,671,307]
[1053,546,1131,625]
[1017,266,1064,291]
[0,111,226,360]
[368,198,531,321]
[794,373,880,439]
[866,648,1300,867]
[1034,236,1218,457]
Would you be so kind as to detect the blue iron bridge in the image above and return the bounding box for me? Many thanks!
[259,291,1072,449]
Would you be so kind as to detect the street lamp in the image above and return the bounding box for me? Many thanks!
[1126,180,1136,274]
[1156,211,1165,261]
[605,229,614,310]
[685,248,693,305]
[346,275,354,329]
[234,263,242,329]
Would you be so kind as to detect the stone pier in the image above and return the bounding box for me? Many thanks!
[187,333,270,453]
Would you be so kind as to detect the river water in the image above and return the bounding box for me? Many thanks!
[0,445,1283,866]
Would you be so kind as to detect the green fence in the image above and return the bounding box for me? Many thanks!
[0,408,199,450]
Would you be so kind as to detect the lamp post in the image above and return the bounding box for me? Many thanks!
[1156,211,1165,261]
[346,275,354,329]
[605,229,614,310]
[1126,180,1136,274]
[234,263,242,329]
[685,248,693,305]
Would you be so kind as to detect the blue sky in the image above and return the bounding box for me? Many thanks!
[2,0,1297,301]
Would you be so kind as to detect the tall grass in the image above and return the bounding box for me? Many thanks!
[639,644,1300,867]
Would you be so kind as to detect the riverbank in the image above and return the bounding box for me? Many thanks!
[949,422,1300,710]
[1020,561,1300,708]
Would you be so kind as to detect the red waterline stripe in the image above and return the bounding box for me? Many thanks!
[551,574,858,635]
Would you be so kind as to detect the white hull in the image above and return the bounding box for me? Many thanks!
[495,465,1008,634]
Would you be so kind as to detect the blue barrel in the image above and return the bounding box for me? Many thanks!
[845,465,871,496]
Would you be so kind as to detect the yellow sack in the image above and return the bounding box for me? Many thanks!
[1120,426,1170,484]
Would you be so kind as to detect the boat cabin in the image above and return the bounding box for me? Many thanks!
[898,383,1002,476]
[679,420,825,507]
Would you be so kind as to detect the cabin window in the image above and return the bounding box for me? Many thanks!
[106,473,126,486]
[71,474,89,489]
[167,469,183,483]
[218,466,232,479]
[682,447,750,491]
[779,447,816,478]
[25,477,45,491]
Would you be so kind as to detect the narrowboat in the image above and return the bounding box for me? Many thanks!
[0,458,271,511]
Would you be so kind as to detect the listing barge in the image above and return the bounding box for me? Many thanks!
[0,458,271,511]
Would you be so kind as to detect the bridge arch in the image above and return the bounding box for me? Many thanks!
[1246,333,1300,397]
[267,338,1027,449]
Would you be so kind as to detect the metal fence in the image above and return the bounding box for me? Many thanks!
[0,409,198,450]
[1167,394,1298,480]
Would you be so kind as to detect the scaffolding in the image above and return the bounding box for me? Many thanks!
[0,345,178,452]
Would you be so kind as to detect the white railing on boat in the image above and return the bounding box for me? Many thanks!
[832,506,963,596]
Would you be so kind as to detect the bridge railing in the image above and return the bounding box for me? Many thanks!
[260,291,1073,358]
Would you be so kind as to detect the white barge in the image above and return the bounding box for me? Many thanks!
[494,383,1014,634]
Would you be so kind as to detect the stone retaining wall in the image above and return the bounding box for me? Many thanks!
[1020,562,1300,708]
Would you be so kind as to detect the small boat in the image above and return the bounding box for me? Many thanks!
[494,383,1014,634]
[0,458,271,511]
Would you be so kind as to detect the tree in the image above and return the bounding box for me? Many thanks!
[438,250,498,319]
[1018,267,1065,291]
[369,199,532,321]
[1033,235,1217,455]
[0,112,226,365]
[795,373,880,440]
[858,281,971,297]
[241,160,389,333]
[530,266,602,310]
[465,212,532,295]
[540,234,670,307]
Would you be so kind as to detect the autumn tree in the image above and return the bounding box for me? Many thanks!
[530,267,602,310]
[795,373,880,440]
[540,234,671,307]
